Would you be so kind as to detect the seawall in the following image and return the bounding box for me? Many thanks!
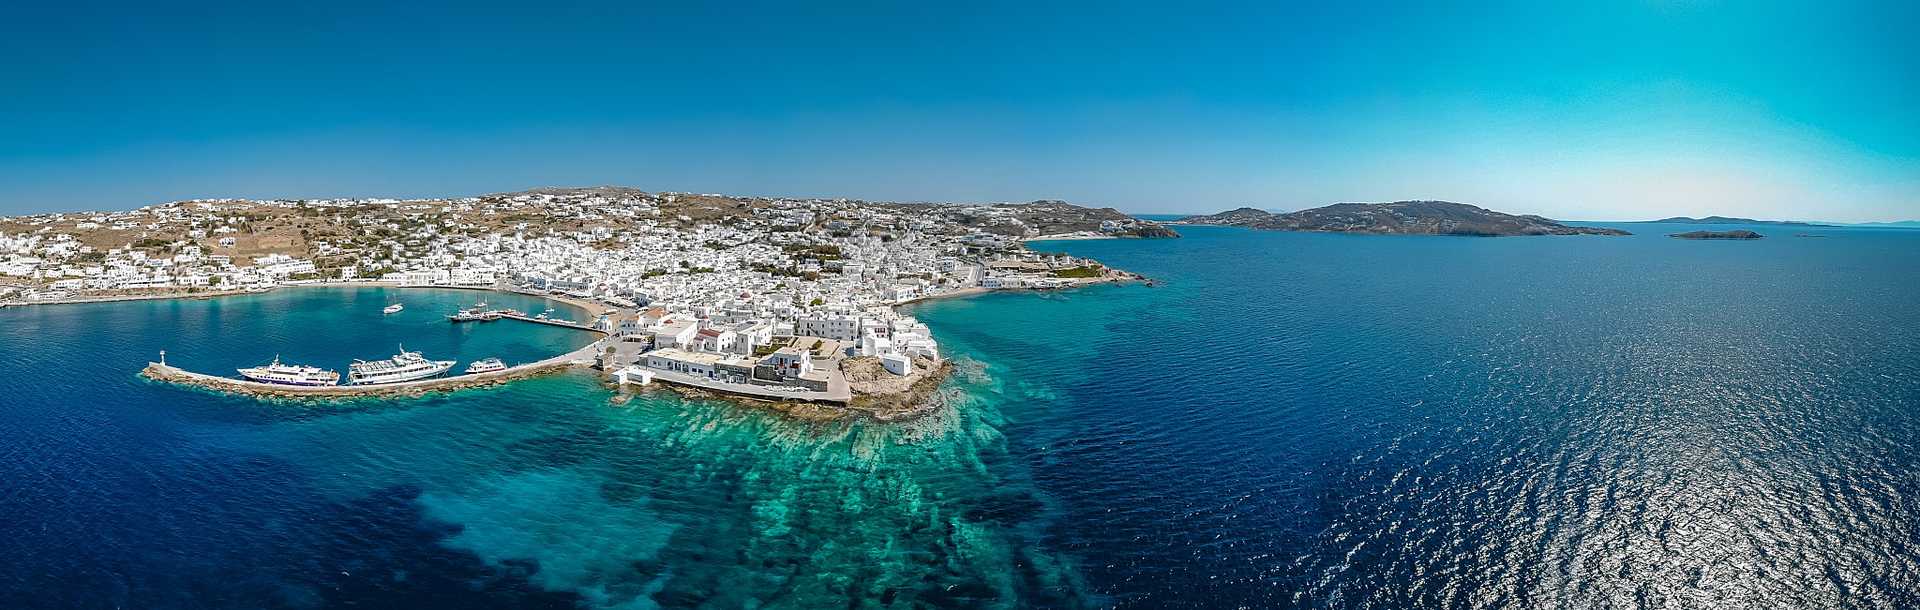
[143,337,609,399]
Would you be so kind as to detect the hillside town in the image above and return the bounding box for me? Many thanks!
[2,187,1172,402]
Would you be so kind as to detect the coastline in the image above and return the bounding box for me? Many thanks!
[3,280,608,321]
[0,287,266,308]
[1021,233,1121,242]
[97,272,1140,422]
[617,355,957,423]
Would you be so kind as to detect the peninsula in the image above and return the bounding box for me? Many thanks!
[1175,201,1630,236]
[2,187,1174,418]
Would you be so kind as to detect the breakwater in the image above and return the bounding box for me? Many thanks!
[143,337,609,398]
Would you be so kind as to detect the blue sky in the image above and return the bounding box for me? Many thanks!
[2,1,1915,221]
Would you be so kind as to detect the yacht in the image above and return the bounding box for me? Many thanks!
[347,347,454,385]
[464,357,507,374]
[448,310,490,322]
[448,301,502,322]
[237,357,340,386]
[383,303,405,315]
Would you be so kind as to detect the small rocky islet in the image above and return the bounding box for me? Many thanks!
[1670,230,1764,240]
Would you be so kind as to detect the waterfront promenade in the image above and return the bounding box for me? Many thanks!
[642,367,852,405]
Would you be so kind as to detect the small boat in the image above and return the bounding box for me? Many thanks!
[383,303,405,314]
[347,346,455,385]
[464,357,507,374]
[237,356,340,386]
[448,301,502,322]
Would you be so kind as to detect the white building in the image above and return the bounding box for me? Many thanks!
[795,313,862,342]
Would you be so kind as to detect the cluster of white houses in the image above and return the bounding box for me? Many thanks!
[609,303,930,389]
[5,191,1124,392]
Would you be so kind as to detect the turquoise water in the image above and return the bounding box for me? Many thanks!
[4,225,1920,608]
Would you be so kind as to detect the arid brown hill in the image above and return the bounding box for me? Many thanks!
[1179,201,1630,236]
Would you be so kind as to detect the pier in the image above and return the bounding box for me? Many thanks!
[143,337,611,398]
[496,312,599,331]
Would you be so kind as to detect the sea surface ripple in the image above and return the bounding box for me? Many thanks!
[3,225,1919,609]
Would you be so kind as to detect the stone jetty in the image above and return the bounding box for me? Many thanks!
[142,338,609,399]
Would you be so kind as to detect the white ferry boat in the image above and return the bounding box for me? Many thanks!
[383,303,405,314]
[347,347,454,385]
[237,357,340,386]
[463,357,507,374]
[447,302,501,322]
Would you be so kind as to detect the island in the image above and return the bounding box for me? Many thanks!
[1851,220,1920,228]
[1670,230,1764,240]
[1651,216,1827,227]
[1175,201,1631,236]
[1,186,1176,420]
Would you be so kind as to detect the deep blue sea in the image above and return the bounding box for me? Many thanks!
[4,224,1919,609]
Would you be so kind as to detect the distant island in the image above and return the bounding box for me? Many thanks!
[1175,201,1630,236]
[1671,230,1763,240]
[1650,216,1828,227]
[1851,220,1920,228]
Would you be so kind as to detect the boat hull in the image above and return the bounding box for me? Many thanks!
[463,358,507,374]
[348,361,455,385]
[236,371,340,386]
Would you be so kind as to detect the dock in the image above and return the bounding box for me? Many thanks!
[496,312,599,331]
[143,337,611,398]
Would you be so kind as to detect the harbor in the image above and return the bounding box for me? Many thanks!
[124,283,953,411]
[142,337,609,398]
[137,286,617,398]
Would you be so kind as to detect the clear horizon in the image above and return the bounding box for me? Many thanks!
[3,2,1915,222]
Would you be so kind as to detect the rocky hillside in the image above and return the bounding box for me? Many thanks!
[1178,201,1629,236]
[881,199,1179,238]
[1176,207,1275,226]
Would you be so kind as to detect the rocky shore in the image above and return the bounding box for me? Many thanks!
[613,355,957,423]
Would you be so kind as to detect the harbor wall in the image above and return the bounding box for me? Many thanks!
[142,338,609,399]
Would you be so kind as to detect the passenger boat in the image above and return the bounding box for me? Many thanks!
[383,303,405,314]
[237,356,340,386]
[463,357,507,374]
[347,347,454,385]
[448,301,502,322]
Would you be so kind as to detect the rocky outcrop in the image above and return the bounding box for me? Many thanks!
[1671,230,1763,239]
[842,355,953,420]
